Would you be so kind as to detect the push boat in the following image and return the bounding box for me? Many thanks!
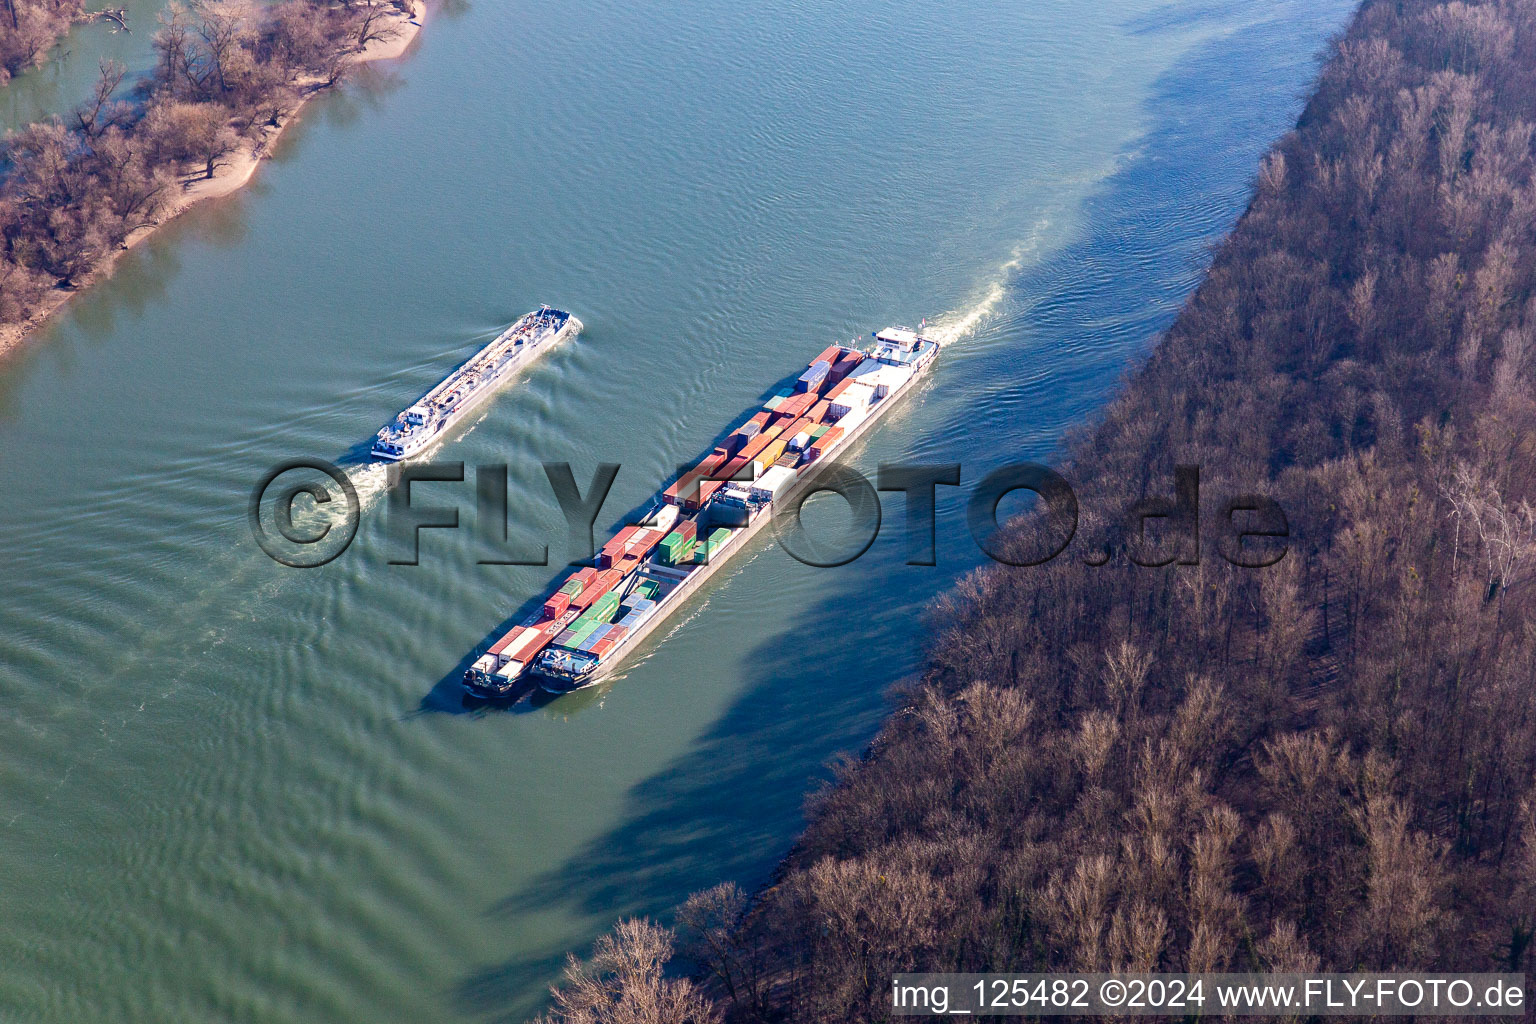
[373,306,581,461]
[462,325,941,699]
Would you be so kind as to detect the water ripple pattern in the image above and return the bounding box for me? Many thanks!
[0,0,1354,1020]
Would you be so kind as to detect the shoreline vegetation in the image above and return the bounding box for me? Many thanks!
[535,0,1536,1020]
[0,0,84,86]
[0,0,423,360]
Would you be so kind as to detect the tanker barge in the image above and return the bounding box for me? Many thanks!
[462,324,941,699]
[373,306,581,461]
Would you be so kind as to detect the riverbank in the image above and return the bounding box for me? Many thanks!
[536,0,1536,1017]
[0,0,85,87]
[0,1,425,362]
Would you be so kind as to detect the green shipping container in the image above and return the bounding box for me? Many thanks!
[663,541,698,566]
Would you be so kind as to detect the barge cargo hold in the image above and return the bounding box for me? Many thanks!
[462,324,941,700]
[372,306,582,461]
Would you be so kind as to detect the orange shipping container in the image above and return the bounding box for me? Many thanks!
[809,426,845,459]
[738,430,773,462]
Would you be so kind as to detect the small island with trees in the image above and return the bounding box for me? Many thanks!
[0,0,422,356]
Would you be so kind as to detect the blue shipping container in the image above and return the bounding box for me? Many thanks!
[797,360,830,392]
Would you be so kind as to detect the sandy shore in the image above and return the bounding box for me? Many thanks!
[0,2,426,361]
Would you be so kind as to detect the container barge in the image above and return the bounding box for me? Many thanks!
[462,324,941,699]
[373,306,582,461]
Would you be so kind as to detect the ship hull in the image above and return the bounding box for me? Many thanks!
[372,310,581,461]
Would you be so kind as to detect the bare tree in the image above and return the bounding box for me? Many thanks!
[533,918,719,1024]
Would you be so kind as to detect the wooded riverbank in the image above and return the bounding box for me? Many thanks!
[0,0,422,360]
[534,0,1536,1019]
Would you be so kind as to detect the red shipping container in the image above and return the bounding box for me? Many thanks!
[663,473,696,505]
[675,520,698,542]
[572,567,596,583]
[813,344,842,367]
[827,354,862,386]
[569,569,620,610]
[605,624,629,642]
[543,592,571,618]
[602,525,639,554]
[590,638,617,658]
[808,399,831,423]
[747,411,771,432]
[712,456,751,484]
[625,529,664,560]
[599,525,640,569]
[783,416,814,441]
[777,393,816,419]
[686,479,724,509]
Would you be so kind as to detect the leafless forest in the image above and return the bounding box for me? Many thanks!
[0,0,408,329]
[537,0,1536,1020]
[0,0,82,83]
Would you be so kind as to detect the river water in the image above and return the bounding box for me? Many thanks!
[0,0,1351,1020]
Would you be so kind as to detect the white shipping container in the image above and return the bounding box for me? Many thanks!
[643,504,680,533]
[829,381,876,419]
[847,359,913,397]
[750,465,797,500]
[503,629,547,663]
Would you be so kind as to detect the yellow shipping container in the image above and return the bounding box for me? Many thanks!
[754,437,788,472]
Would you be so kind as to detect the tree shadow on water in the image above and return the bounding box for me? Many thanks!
[447,3,1357,1018]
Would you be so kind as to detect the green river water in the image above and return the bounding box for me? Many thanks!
[0,1,1352,1019]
